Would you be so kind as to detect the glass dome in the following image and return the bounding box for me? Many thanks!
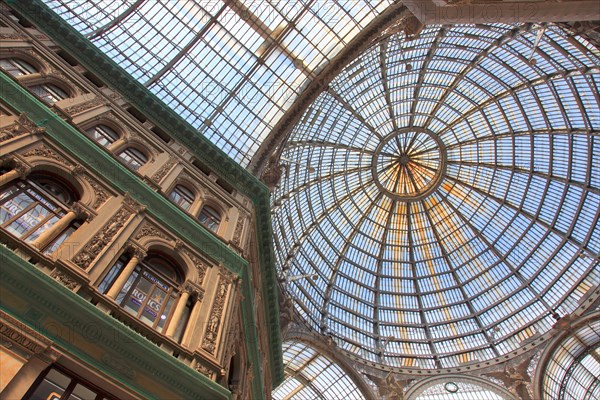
[272,23,600,368]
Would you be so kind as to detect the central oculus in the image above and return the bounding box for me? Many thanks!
[372,128,447,201]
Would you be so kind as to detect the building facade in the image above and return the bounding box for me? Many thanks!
[0,3,283,399]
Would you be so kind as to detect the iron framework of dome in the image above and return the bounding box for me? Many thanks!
[272,23,600,369]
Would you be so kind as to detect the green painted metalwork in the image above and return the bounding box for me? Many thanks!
[0,245,232,400]
[4,0,284,388]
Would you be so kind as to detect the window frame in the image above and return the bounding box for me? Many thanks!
[0,175,76,245]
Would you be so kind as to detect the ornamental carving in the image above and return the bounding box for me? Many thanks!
[195,362,213,379]
[134,222,172,242]
[71,208,132,269]
[0,33,26,40]
[81,175,109,209]
[123,193,145,213]
[184,250,207,284]
[151,158,176,183]
[364,372,413,400]
[0,317,48,355]
[22,145,72,167]
[0,113,46,142]
[50,270,78,290]
[202,275,230,354]
[63,96,105,115]
[232,213,246,247]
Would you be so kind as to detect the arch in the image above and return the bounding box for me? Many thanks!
[0,56,39,77]
[168,183,196,211]
[0,48,49,79]
[198,203,223,234]
[115,145,149,171]
[0,170,82,251]
[405,375,517,400]
[272,339,374,400]
[27,80,72,104]
[80,119,123,148]
[534,312,600,400]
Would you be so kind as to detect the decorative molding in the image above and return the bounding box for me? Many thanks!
[232,213,246,247]
[0,113,45,142]
[0,32,27,40]
[134,221,172,243]
[81,175,110,209]
[195,362,214,380]
[22,144,72,167]
[183,250,208,285]
[63,96,105,114]
[123,193,145,213]
[50,270,78,290]
[71,207,132,269]
[152,158,176,183]
[202,275,230,355]
[0,311,51,355]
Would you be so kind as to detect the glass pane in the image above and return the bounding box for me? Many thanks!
[1,190,32,224]
[98,257,126,294]
[141,286,166,325]
[6,205,53,238]
[67,383,97,400]
[26,368,70,400]
[116,270,138,305]
[124,276,152,316]
[157,295,176,331]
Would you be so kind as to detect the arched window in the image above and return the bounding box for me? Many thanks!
[29,83,69,104]
[117,147,147,171]
[0,174,79,249]
[0,58,37,76]
[169,184,195,211]
[198,205,221,233]
[85,124,119,147]
[102,254,182,333]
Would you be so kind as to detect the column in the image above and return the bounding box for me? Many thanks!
[181,290,204,345]
[165,284,192,338]
[30,211,77,250]
[0,163,30,187]
[106,249,146,300]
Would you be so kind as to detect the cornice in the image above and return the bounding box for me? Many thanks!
[3,0,283,388]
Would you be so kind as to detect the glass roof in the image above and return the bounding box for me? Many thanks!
[43,0,393,166]
[272,23,600,368]
[542,318,600,400]
[272,341,366,400]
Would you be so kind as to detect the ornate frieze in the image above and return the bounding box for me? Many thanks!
[71,207,133,269]
[0,311,52,355]
[202,274,230,355]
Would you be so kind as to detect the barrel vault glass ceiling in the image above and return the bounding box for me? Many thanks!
[42,0,600,375]
[44,0,393,166]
